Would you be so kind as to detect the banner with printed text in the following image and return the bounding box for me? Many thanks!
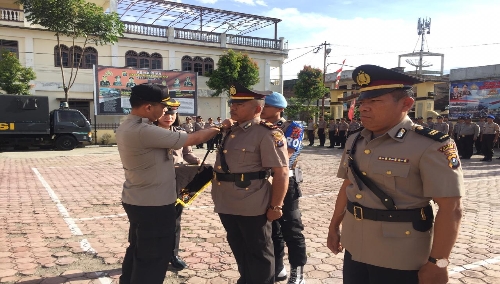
[449,80,500,120]
[94,66,197,116]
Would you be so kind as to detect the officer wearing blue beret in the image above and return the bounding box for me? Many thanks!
[261,92,306,284]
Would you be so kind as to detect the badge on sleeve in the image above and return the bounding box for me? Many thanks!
[438,143,461,169]
[272,132,285,147]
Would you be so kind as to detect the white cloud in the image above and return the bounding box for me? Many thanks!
[233,0,267,6]
[260,4,500,80]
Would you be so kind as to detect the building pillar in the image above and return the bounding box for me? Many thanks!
[167,27,175,42]
[415,82,437,118]
[168,50,176,70]
[330,89,344,119]
[221,33,227,48]
[111,45,119,67]
[264,59,271,90]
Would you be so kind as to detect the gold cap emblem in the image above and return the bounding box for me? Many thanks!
[356,70,371,86]
[230,85,237,95]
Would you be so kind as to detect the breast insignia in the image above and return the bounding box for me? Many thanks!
[259,121,277,130]
[412,126,449,142]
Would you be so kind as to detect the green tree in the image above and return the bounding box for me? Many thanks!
[18,0,125,101]
[283,97,307,120]
[293,65,329,118]
[0,49,36,95]
[206,49,260,97]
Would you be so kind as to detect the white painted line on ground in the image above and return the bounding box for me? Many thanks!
[449,255,500,275]
[464,177,500,183]
[32,167,110,284]
[76,213,127,221]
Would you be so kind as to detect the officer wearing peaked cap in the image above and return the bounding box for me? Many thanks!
[327,65,464,284]
[211,82,289,284]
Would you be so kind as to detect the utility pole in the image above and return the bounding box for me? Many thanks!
[315,41,331,117]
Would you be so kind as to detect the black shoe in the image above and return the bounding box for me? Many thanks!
[475,152,481,155]
[339,147,345,149]
[327,146,335,148]
[170,255,188,270]
[497,157,500,159]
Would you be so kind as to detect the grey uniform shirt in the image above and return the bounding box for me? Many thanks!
[307,122,315,131]
[337,116,464,270]
[318,120,327,129]
[212,117,288,216]
[432,122,449,134]
[482,122,500,134]
[348,122,361,132]
[116,114,188,206]
[459,123,480,139]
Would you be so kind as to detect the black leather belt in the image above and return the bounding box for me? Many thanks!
[215,171,270,182]
[347,201,431,222]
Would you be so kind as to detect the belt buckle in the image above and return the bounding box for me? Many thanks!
[353,206,363,221]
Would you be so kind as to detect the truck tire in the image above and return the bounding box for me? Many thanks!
[56,136,77,150]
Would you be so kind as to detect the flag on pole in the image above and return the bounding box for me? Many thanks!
[348,98,356,120]
[335,59,346,89]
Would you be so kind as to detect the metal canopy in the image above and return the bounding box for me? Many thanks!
[116,0,281,37]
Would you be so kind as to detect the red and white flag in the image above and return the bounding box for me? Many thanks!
[348,98,356,120]
[335,59,346,89]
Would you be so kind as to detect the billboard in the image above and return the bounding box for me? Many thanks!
[94,66,197,116]
[449,80,500,120]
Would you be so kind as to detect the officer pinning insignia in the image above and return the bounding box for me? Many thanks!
[412,126,450,142]
[395,128,407,139]
[260,120,278,129]
[272,132,285,147]
[438,143,461,169]
[378,156,409,163]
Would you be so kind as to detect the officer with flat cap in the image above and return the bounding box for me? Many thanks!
[261,92,307,284]
[326,65,464,284]
[115,84,220,284]
[211,82,289,284]
[480,115,500,162]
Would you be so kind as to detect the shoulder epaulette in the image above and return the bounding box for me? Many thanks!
[259,120,278,130]
[175,126,184,131]
[412,125,450,142]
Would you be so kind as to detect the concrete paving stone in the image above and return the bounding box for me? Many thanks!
[459,278,487,283]
[0,269,17,278]
[482,276,500,284]
[0,276,20,283]
[55,257,77,266]
[19,269,37,276]
[0,252,12,258]
[185,277,207,284]
[52,251,72,258]
[14,257,36,264]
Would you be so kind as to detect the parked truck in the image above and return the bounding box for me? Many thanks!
[0,94,92,150]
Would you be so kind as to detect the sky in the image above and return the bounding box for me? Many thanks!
[154,0,500,80]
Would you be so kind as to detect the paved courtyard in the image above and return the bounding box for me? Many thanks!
[0,144,500,284]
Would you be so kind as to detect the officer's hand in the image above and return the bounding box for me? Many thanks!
[220,119,234,130]
[418,262,448,284]
[266,208,282,221]
[327,226,343,254]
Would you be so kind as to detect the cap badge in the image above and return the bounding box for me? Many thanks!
[230,85,237,95]
[356,70,371,86]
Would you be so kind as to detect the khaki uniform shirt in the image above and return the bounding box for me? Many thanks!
[477,121,486,133]
[482,122,500,135]
[181,122,194,133]
[338,122,349,131]
[212,117,288,216]
[171,127,199,165]
[337,116,464,270]
[328,121,337,132]
[194,121,204,131]
[307,122,315,131]
[348,122,361,132]
[446,121,454,136]
[318,120,327,129]
[116,114,188,206]
[453,122,464,136]
[204,122,215,129]
[459,123,480,139]
[432,122,449,134]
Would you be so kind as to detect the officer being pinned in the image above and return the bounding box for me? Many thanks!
[211,82,289,284]
[327,65,464,284]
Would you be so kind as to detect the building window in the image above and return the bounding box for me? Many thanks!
[193,56,203,76]
[125,50,138,67]
[151,53,162,69]
[182,56,193,72]
[70,46,83,68]
[55,45,70,67]
[0,40,18,57]
[138,52,150,68]
[83,47,98,69]
[204,57,214,75]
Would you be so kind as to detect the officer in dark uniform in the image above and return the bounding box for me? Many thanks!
[317,116,327,147]
[327,65,464,284]
[211,82,289,284]
[261,92,307,284]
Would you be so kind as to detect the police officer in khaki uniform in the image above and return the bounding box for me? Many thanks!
[425,117,434,128]
[306,118,316,146]
[443,115,454,137]
[181,117,194,133]
[480,115,500,161]
[116,84,219,284]
[328,118,337,148]
[475,116,486,155]
[457,116,479,159]
[317,116,327,147]
[194,116,205,148]
[327,65,464,284]
[337,118,349,149]
[347,118,361,137]
[453,116,465,154]
[432,116,449,134]
[212,82,289,284]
